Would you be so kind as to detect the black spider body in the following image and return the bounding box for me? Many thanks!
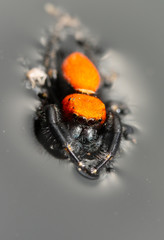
[30,7,135,179]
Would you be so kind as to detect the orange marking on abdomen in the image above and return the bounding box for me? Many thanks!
[62,52,100,93]
[62,93,106,124]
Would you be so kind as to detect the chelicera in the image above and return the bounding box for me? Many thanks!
[27,6,135,179]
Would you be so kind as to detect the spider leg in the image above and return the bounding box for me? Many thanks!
[123,124,137,144]
[44,35,59,80]
[94,113,122,174]
[77,112,122,179]
[106,100,130,115]
[45,105,84,166]
[106,101,136,143]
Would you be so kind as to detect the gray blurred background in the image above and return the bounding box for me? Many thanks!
[0,0,164,239]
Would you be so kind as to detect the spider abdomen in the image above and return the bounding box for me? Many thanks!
[62,52,100,94]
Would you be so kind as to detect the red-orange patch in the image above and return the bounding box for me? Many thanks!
[62,52,100,93]
[62,93,106,124]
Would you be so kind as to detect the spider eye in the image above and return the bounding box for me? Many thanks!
[72,113,78,119]
[88,119,95,125]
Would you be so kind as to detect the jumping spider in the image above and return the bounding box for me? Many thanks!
[27,5,135,179]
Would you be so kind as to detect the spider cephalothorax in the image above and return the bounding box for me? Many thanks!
[27,5,135,179]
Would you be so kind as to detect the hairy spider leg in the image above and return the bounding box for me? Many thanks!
[105,101,136,143]
[106,100,130,115]
[45,105,82,165]
[44,35,59,80]
[122,124,137,144]
[95,113,122,171]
